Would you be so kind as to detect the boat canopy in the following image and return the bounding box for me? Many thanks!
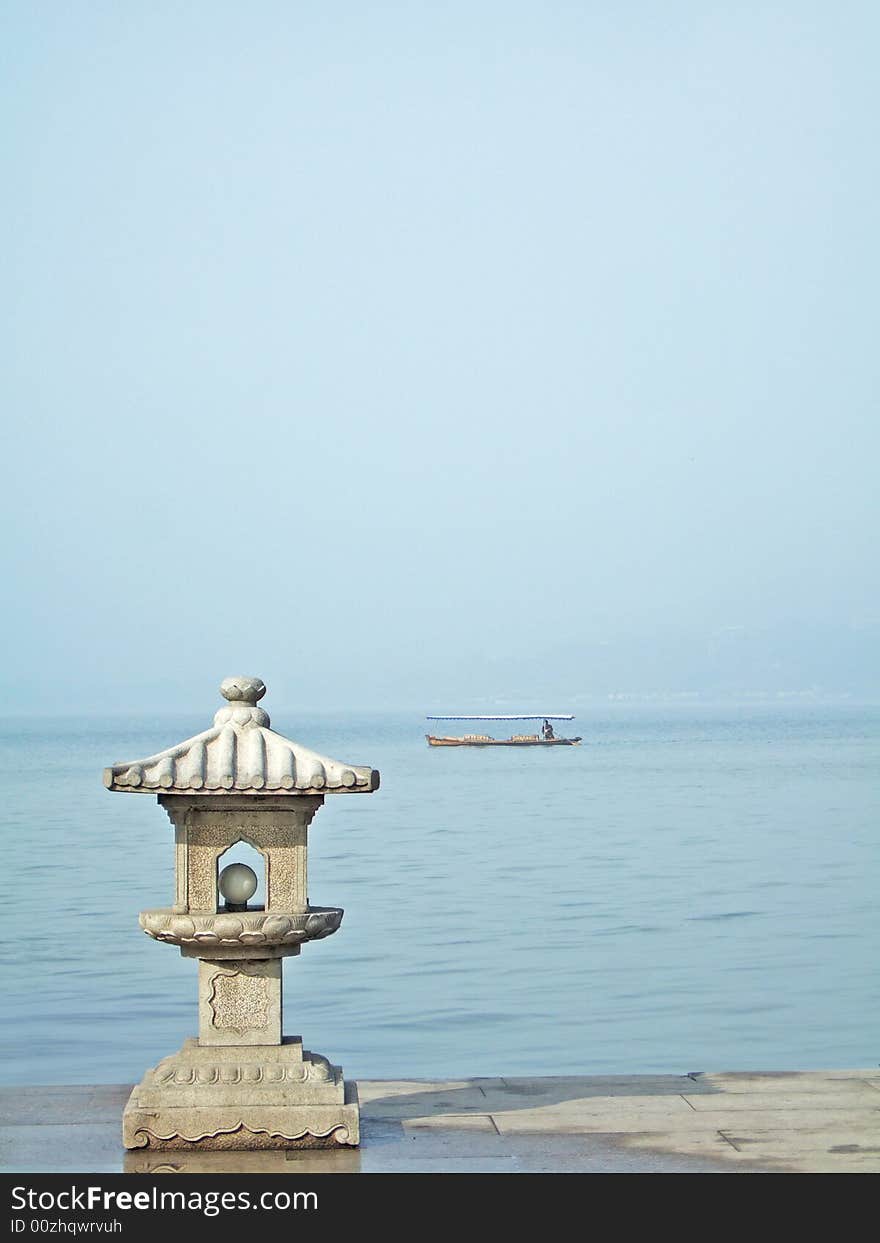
[425,714,574,721]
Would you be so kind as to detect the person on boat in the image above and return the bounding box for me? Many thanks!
[542,719,555,740]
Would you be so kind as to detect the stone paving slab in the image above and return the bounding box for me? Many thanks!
[355,1079,478,1102]
[491,1102,721,1133]
[402,1113,497,1131]
[694,1068,877,1081]
[358,1081,490,1117]
[692,1070,879,1091]
[0,1086,131,1126]
[493,1106,879,1136]
[716,1128,880,1174]
[496,1074,712,1096]
[618,1130,752,1162]
[682,1089,880,1112]
[0,1123,123,1174]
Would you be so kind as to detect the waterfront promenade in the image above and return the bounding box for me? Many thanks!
[2,1069,877,1173]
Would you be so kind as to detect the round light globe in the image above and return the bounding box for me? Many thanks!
[218,863,258,906]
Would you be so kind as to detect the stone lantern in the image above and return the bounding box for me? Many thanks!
[104,675,379,1151]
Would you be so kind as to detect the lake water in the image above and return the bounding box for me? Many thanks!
[1,705,877,1084]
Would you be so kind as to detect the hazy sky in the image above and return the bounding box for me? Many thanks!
[2,2,878,711]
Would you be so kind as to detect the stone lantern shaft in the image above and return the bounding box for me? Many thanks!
[105,676,379,1151]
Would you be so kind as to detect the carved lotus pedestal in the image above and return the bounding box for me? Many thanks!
[123,1039,359,1151]
[107,676,379,1154]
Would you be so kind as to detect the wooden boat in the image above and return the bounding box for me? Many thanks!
[425,715,582,747]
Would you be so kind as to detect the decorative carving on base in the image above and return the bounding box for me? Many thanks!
[155,1053,333,1087]
[127,1123,354,1151]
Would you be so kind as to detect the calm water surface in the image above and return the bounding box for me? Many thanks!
[1,706,877,1083]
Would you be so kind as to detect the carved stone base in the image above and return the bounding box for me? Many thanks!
[123,1038,359,1149]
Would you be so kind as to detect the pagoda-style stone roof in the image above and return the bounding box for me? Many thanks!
[103,676,379,796]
